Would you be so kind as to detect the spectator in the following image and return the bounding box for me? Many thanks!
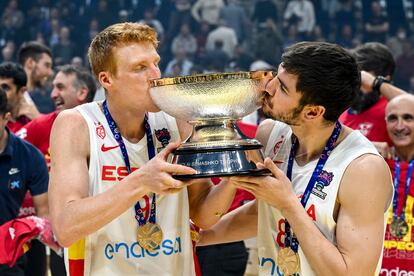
[228,45,254,71]
[52,26,76,66]
[0,62,32,133]
[251,0,278,29]
[195,21,211,54]
[394,39,414,91]
[409,75,414,95]
[164,47,193,76]
[339,42,396,145]
[336,24,357,49]
[191,0,225,27]
[364,1,389,43]
[255,18,283,65]
[139,8,165,43]
[204,40,229,72]
[334,0,357,39]
[93,0,113,29]
[0,0,24,44]
[206,19,238,59]
[171,23,197,58]
[1,41,15,62]
[283,0,316,39]
[386,26,408,60]
[219,0,250,43]
[283,24,300,49]
[18,41,54,114]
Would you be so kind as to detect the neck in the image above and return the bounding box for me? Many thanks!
[395,147,414,163]
[0,128,9,154]
[24,69,35,91]
[291,121,341,164]
[105,99,145,143]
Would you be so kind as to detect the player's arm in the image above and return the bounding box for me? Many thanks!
[360,70,406,100]
[198,199,258,246]
[29,145,49,218]
[49,110,194,247]
[32,193,48,218]
[283,154,393,275]
[176,119,238,229]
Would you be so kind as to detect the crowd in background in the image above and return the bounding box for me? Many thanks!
[1,0,414,99]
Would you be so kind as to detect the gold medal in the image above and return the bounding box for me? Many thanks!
[390,218,408,238]
[137,223,163,251]
[277,247,300,276]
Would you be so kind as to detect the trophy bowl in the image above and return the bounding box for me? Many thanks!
[149,71,272,179]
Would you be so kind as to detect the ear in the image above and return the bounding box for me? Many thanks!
[4,112,11,122]
[303,105,325,120]
[98,71,112,91]
[77,87,88,103]
[17,86,26,97]
[25,57,35,71]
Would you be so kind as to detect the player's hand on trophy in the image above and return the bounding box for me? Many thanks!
[131,142,197,195]
[231,158,297,211]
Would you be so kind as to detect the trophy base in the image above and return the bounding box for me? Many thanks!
[171,144,271,180]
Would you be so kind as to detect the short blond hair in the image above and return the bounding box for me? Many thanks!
[88,22,158,78]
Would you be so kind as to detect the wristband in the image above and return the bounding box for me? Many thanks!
[372,75,390,93]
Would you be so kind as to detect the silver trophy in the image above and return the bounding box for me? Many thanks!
[149,71,272,179]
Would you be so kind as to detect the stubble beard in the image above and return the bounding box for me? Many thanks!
[263,98,303,126]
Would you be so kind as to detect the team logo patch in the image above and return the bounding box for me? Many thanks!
[312,170,334,200]
[273,135,285,155]
[9,180,21,190]
[358,122,373,136]
[95,122,106,139]
[155,128,171,149]
[9,168,20,175]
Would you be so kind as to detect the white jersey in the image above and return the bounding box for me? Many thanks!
[257,121,387,276]
[65,102,195,276]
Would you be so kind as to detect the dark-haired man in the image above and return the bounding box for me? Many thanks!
[18,41,54,114]
[339,42,396,145]
[0,62,33,133]
[199,42,393,275]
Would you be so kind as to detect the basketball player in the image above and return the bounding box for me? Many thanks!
[48,23,237,275]
[199,42,393,275]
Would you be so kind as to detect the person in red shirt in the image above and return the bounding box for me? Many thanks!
[17,65,97,166]
[339,42,395,145]
[0,62,39,133]
[380,94,414,275]
[16,65,96,276]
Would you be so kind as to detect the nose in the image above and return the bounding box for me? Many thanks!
[396,117,405,130]
[148,64,161,79]
[50,87,58,99]
[265,77,277,96]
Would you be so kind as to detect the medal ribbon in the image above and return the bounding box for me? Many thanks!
[392,159,414,221]
[284,121,342,252]
[102,100,157,226]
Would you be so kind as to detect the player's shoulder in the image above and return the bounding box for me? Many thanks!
[52,109,88,137]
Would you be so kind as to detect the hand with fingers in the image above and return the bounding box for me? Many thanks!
[129,142,197,196]
[230,158,297,211]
